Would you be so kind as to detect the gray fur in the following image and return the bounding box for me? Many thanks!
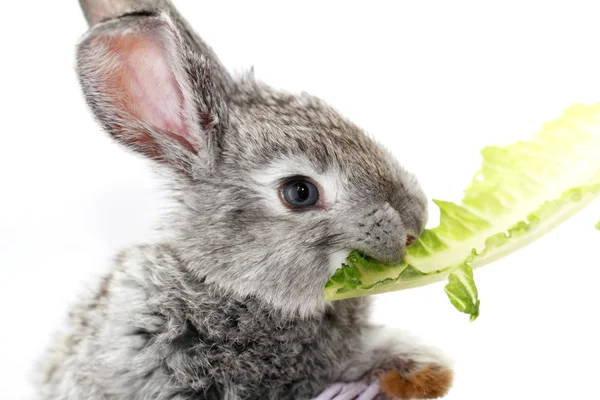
[35,1,449,399]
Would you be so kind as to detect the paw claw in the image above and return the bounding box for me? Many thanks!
[379,365,453,399]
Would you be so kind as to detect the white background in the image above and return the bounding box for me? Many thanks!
[1,1,600,399]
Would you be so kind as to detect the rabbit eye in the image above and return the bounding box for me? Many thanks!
[281,178,319,208]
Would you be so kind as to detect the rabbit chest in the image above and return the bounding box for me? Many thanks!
[74,244,371,399]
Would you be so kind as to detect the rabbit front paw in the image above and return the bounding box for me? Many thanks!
[378,363,453,400]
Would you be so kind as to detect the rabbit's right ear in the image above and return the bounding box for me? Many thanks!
[76,12,228,175]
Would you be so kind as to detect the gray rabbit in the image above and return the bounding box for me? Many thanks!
[36,1,453,399]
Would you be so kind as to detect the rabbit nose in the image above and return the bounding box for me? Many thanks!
[354,204,408,264]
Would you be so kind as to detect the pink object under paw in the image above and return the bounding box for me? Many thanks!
[312,382,383,400]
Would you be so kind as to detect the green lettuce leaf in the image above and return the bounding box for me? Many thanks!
[444,264,479,322]
[324,102,600,320]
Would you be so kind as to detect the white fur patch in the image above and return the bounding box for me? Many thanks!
[361,326,453,368]
[328,248,353,275]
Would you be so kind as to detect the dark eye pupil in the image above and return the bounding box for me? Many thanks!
[296,184,309,201]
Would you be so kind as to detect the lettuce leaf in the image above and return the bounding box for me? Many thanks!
[324,103,600,320]
[444,264,479,322]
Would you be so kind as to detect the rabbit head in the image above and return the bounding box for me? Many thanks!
[76,2,428,317]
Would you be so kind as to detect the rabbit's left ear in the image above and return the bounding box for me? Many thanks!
[79,1,235,96]
[79,0,139,25]
[77,12,228,173]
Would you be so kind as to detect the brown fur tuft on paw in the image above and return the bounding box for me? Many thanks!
[380,365,453,399]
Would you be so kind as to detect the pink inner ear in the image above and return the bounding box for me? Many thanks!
[101,33,193,147]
